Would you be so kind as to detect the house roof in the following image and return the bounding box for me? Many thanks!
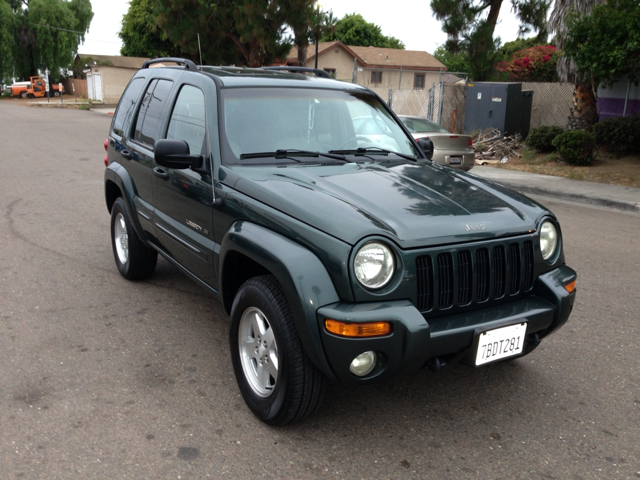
[286,41,446,71]
[75,54,150,69]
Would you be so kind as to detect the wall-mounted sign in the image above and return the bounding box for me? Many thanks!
[492,97,502,102]
[477,93,482,100]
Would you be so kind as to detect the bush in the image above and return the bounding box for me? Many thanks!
[593,114,640,156]
[526,126,565,153]
[552,130,596,166]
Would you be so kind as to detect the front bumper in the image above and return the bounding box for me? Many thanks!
[316,266,576,383]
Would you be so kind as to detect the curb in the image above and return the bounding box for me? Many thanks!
[492,180,640,214]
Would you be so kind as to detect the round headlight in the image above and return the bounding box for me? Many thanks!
[540,220,558,261]
[354,242,395,289]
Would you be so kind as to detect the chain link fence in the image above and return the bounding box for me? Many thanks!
[375,82,574,133]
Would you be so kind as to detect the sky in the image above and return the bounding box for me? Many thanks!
[78,0,529,57]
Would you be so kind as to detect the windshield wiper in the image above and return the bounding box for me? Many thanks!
[240,149,347,161]
[329,147,417,162]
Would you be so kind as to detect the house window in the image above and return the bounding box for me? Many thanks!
[324,68,336,78]
[414,74,425,89]
[371,71,382,84]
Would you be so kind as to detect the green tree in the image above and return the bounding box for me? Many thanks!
[119,0,179,58]
[0,0,93,82]
[431,0,550,80]
[320,13,405,49]
[153,0,290,67]
[433,45,469,73]
[562,0,640,89]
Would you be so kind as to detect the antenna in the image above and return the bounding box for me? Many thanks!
[197,33,203,66]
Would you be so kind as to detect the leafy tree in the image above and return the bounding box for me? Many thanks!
[498,37,547,60]
[548,0,602,129]
[153,0,290,67]
[430,0,551,80]
[119,0,179,58]
[320,13,405,49]
[0,0,93,82]
[433,45,469,73]
[562,0,640,89]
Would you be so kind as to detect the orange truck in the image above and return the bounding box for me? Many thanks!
[11,76,64,98]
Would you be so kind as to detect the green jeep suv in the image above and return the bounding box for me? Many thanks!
[104,58,577,425]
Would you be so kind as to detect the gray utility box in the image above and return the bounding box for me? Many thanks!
[464,82,533,138]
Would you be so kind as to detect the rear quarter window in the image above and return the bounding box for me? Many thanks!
[133,79,174,148]
[112,77,145,137]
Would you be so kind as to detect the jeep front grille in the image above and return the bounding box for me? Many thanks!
[416,240,535,312]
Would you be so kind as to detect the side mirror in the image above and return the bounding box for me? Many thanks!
[155,139,203,171]
[417,138,434,160]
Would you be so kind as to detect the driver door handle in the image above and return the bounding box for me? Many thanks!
[153,167,169,180]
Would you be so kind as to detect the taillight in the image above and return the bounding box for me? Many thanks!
[468,137,473,147]
[104,138,109,167]
[450,135,459,138]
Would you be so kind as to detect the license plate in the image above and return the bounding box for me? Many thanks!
[475,323,527,366]
[449,156,462,165]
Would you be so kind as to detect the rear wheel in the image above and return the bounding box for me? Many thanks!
[110,197,157,280]
[53,91,60,97]
[20,91,27,98]
[230,275,327,425]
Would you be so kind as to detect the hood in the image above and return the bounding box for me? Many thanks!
[225,161,547,248]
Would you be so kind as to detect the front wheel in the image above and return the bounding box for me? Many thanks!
[20,91,27,98]
[110,197,157,280]
[230,275,327,425]
[53,91,60,97]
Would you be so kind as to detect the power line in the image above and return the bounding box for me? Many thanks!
[28,22,85,35]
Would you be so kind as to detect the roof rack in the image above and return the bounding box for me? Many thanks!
[142,58,198,71]
[262,66,333,79]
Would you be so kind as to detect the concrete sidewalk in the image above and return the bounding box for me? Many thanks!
[472,166,640,214]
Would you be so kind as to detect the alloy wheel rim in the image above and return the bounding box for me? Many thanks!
[238,306,278,397]
[114,213,129,264]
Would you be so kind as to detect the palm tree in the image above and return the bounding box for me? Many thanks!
[284,1,336,66]
[548,0,604,129]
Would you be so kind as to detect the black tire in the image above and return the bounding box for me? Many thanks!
[110,197,157,280]
[20,91,27,98]
[230,275,327,425]
[53,91,60,97]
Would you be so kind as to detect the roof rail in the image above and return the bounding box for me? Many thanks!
[262,66,333,79]
[142,58,198,71]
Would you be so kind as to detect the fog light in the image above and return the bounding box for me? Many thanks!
[350,351,377,377]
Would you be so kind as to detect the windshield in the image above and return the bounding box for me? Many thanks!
[400,117,449,133]
[220,87,419,164]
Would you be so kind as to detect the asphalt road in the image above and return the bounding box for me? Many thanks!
[1,101,639,479]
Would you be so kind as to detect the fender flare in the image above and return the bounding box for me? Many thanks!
[220,221,341,380]
[104,163,146,243]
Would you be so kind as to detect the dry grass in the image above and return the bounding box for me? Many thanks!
[490,147,640,189]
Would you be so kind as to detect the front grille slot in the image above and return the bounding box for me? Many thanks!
[416,256,434,311]
[508,243,521,295]
[457,251,472,305]
[493,246,506,298]
[476,248,490,302]
[523,241,534,291]
[415,238,535,313]
[437,253,454,308]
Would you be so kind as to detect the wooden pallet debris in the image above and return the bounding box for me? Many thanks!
[472,128,523,165]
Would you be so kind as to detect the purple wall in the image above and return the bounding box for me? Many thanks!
[597,79,640,121]
[597,97,640,121]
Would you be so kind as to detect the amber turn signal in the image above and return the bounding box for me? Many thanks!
[564,280,576,293]
[325,319,391,337]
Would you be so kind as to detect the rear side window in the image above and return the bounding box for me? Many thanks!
[112,77,144,136]
[166,85,206,155]
[133,79,173,148]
